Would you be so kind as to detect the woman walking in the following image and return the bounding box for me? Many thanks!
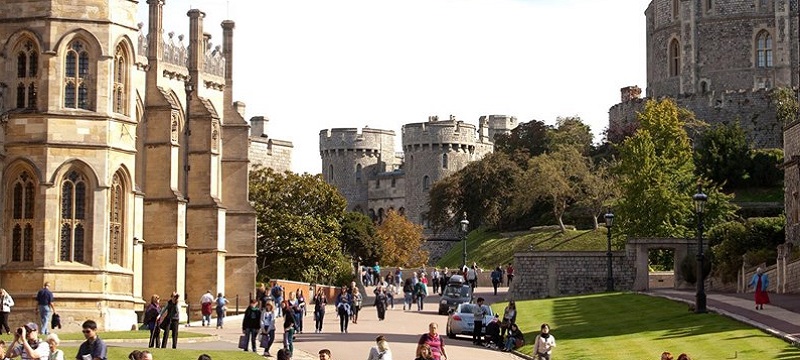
[417,322,448,360]
[313,289,327,333]
[159,292,181,349]
[351,288,363,324]
[374,287,388,321]
[145,294,161,348]
[335,287,352,333]
[215,293,228,329]
[0,288,14,335]
[261,302,276,357]
[749,267,770,310]
[403,278,414,311]
[533,323,556,360]
[281,301,297,355]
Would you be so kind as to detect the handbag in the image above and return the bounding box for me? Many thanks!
[259,333,270,348]
[238,334,249,350]
[51,313,62,329]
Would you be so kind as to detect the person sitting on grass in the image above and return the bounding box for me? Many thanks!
[660,352,673,360]
[503,323,524,352]
[484,315,502,349]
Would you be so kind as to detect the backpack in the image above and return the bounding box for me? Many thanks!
[271,286,283,298]
[143,305,159,324]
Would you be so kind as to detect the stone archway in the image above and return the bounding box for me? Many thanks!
[626,238,697,291]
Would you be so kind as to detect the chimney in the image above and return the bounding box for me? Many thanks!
[250,116,268,137]
[222,20,235,108]
[620,86,642,103]
[145,0,164,99]
[187,9,205,92]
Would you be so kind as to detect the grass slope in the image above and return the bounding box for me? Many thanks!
[491,293,800,359]
[436,227,609,268]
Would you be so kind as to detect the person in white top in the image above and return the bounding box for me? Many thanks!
[0,288,15,335]
[532,323,556,360]
[199,290,214,327]
[45,333,63,360]
[366,335,393,360]
[8,322,50,360]
[260,302,276,357]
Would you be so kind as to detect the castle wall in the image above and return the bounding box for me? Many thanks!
[785,120,800,244]
[250,137,293,173]
[367,171,405,221]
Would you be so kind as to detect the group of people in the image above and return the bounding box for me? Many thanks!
[240,282,315,358]
[0,319,108,360]
[661,351,692,360]
[127,351,214,360]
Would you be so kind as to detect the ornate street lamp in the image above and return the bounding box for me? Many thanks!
[604,209,615,292]
[693,185,708,314]
[460,213,469,269]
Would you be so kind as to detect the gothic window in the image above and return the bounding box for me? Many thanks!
[9,171,36,262]
[65,40,91,109]
[398,207,405,216]
[15,40,39,109]
[355,164,362,183]
[112,44,129,115]
[109,172,125,265]
[756,31,773,68]
[669,39,680,77]
[60,170,88,263]
[442,153,448,169]
[700,81,708,93]
[423,175,430,191]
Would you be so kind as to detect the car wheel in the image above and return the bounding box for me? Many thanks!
[446,325,456,339]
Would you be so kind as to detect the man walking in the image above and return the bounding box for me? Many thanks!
[76,320,107,360]
[200,290,214,327]
[35,282,54,335]
[473,297,488,346]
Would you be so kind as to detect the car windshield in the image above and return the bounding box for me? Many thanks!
[444,285,469,298]
[460,304,493,316]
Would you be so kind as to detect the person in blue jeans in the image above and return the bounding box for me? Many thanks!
[35,282,54,335]
[241,299,262,352]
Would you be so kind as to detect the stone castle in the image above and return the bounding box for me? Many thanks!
[0,0,290,331]
[605,0,798,243]
[320,115,516,240]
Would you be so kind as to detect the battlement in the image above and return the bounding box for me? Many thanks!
[136,24,226,77]
[401,118,478,148]
[319,127,396,153]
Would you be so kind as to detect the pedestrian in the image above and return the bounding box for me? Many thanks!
[261,301,276,357]
[351,287,362,324]
[127,350,142,360]
[385,281,396,309]
[76,320,107,360]
[440,268,449,295]
[395,268,403,286]
[0,288,15,335]
[158,292,180,349]
[8,322,49,359]
[200,290,214,327]
[466,265,477,290]
[140,351,153,360]
[374,287,388,321]
[288,291,303,334]
[402,278,414,311]
[532,323,555,360]
[373,262,381,285]
[281,301,296,354]
[431,269,440,294]
[198,354,212,360]
[676,354,692,360]
[313,289,327,333]
[35,282,55,335]
[472,297,488,346]
[501,300,517,338]
[335,287,351,333]
[506,263,514,286]
[241,299,261,353]
[318,349,332,360]
[414,344,434,360]
[46,333,64,360]
[416,322,448,360]
[215,293,228,329]
[660,352,673,360]
[144,294,161,348]
[276,349,290,360]
[503,323,524,352]
[256,283,268,309]
[414,278,427,311]
[270,282,284,317]
[749,267,770,310]
[491,267,503,295]
[367,335,393,360]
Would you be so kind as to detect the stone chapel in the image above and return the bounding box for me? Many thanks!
[0,0,261,331]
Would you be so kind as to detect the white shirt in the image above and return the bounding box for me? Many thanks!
[533,334,556,355]
[200,293,214,304]
[261,310,276,331]
[0,293,14,312]
[12,341,50,360]
[366,346,393,360]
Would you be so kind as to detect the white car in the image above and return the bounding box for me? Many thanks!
[445,302,494,339]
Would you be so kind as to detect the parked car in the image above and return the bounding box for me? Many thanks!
[438,275,472,315]
[445,302,495,339]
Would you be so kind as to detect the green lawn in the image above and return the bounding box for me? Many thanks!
[0,330,210,342]
[491,292,800,359]
[437,227,609,269]
[59,346,265,360]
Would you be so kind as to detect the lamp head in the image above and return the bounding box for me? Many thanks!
[693,185,708,214]
[460,213,469,232]
[604,210,614,227]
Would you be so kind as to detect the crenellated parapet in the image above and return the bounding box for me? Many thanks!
[319,127,396,156]
[401,118,478,153]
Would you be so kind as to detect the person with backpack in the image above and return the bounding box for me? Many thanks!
[270,283,284,317]
[491,267,503,296]
[158,292,180,349]
[402,278,414,311]
[414,279,428,311]
[144,294,161,348]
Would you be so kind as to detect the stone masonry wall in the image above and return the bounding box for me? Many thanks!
[249,136,293,173]
[785,120,800,244]
[509,251,635,300]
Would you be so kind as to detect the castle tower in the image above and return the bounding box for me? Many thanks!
[402,117,480,228]
[319,128,395,212]
[480,115,518,143]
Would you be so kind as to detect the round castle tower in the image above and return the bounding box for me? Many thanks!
[319,128,396,212]
[402,116,482,228]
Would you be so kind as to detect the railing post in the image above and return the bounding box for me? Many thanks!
[235,294,239,315]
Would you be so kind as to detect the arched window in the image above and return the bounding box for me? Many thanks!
[109,172,125,265]
[369,209,377,222]
[756,31,773,68]
[112,44,129,115]
[378,208,385,224]
[65,40,91,109]
[15,40,39,109]
[669,39,680,77]
[9,171,36,262]
[423,175,430,191]
[700,81,708,93]
[60,170,89,263]
[355,164,363,183]
[442,153,448,169]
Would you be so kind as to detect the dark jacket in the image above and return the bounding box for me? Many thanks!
[242,306,262,330]
[282,307,296,330]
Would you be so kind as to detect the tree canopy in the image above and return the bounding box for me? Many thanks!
[376,210,428,267]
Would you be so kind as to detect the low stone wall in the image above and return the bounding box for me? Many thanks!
[510,251,635,300]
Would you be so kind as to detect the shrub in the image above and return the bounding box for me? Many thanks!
[747,149,783,188]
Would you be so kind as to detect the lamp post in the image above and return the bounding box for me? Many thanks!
[693,185,708,314]
[460,213,469,269]
[604,210,615,292]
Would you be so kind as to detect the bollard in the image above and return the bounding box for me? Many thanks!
[235,294,239,315]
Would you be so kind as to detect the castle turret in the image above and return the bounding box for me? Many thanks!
[319,128,396,212]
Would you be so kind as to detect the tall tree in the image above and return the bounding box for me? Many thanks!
[249,168,350,284]
[770,87,799,125]
[548,116,594,155]
[493,119,550,161]
[694,122,750,189]
[376,210,428,267]
[575,160,618,229]
[340,211,381,264]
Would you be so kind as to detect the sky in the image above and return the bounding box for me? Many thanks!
[136,0,648,175]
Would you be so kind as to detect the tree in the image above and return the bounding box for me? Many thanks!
[575,160,618,229]
[694,122,750,189]
[376,210,428,267]
[493,119,550,161]
[770,87,798,125]
[614,99,735,240]
[548,116,594,155]
[249,167,350,284]
[340,211,381,264]
[514,146,589,232]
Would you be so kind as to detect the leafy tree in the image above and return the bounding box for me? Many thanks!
[494,119,550,161]
[428,152,523,231]
[614,99,735,240]
[340,211,381,264]
[514,146,589,232]
[574,160,618,229]
[376,210,428,267]
[709,216,785,282]
[747,149,783,187]
[249,167,350,284]
[548,116,594,155]
[770,87,798,125]
[694,122,750,189]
